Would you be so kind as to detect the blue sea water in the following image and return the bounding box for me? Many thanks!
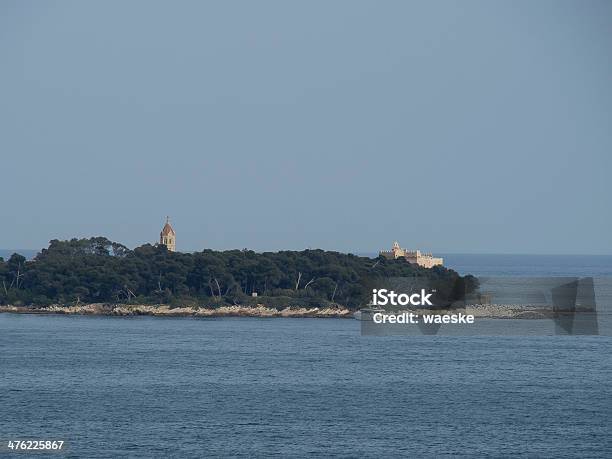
[359,252,612,277]
[1,255,612,457]
[442,253,612,277]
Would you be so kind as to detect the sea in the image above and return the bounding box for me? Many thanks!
[1,254,611,457]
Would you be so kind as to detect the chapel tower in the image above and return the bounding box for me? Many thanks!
[160,216,176,252]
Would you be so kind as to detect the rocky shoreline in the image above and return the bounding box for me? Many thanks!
[384,304,594,320]
[0,303,590,319]
[0,303,353,318]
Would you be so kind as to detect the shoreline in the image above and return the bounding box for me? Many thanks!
[0,303,353,318]
[0,303,593,319]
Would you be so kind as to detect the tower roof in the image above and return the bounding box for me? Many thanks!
[160,217,175,236]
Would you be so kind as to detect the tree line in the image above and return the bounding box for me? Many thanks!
[0,237,478,309]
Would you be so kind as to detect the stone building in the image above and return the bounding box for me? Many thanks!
[380,241,443,268]
[160,217,176,252]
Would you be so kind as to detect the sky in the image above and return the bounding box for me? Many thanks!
[1,0,611,254]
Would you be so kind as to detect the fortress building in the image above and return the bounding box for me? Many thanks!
[160,217,176,252]
[380,241,443,268]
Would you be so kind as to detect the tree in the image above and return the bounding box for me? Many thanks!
[4,238,477,309]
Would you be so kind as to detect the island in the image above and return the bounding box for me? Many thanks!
[0,237,477,318]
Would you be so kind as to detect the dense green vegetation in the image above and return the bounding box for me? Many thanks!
[0,237,477,309]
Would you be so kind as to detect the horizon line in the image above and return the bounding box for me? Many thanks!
[2,247,611,258]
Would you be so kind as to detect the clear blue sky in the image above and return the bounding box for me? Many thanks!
[1,1,611,254]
